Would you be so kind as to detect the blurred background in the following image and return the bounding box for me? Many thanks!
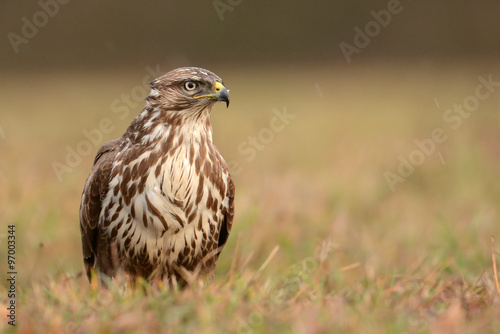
[0,0,500,71]
[1,0,500,300]
[2,1,500,69]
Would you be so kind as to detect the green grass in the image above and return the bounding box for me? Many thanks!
[1,62,500,333]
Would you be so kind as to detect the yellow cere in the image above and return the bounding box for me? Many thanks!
[214,81,224,93]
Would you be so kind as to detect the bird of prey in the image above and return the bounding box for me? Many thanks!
[79,67,235,285]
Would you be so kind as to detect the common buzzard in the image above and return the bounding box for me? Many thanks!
[79,67,235,285]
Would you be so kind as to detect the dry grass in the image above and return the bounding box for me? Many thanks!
[1,62,500,333]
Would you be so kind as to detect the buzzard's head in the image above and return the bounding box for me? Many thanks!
[147,67,230,111]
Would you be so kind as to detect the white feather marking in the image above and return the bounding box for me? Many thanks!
[141,124,166,145]
[149,88,160,97]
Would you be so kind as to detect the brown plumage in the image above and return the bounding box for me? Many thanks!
[79,67,234,285]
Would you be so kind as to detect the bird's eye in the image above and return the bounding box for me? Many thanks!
[184,81,198,91]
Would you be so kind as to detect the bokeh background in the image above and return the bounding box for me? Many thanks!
[3,1,500,70]
[1,1,500,332]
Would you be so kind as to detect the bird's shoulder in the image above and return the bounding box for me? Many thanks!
[80,137,123,230]
[79,136,124,277]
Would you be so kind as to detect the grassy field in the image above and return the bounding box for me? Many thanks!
[1,62,500,333]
